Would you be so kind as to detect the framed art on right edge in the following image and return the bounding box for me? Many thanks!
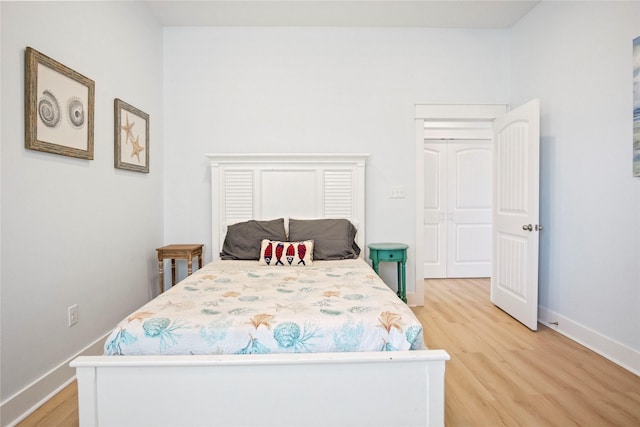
[115,98,149,173]
[634,37,640,177]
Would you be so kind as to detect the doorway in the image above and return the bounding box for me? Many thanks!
[413,104,507,304]
[415,101,541,332]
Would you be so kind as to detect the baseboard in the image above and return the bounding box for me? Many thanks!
[407,292,419,306]
[0,333,108,427]
[538,306,640,376]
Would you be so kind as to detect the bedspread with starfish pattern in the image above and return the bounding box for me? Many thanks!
[105,258,425,355]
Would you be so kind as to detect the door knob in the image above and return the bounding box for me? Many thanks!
[522,224,533,231]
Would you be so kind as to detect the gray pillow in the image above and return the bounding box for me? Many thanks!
[220,218,287,260]
[288,218,360,260]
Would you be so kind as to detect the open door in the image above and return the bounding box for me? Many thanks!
[491,99,540,331]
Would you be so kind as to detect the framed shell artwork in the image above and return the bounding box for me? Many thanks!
[24,47,95,159]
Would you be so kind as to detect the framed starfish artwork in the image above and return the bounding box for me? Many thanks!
[25,47,95,159]
[114,98,149,173]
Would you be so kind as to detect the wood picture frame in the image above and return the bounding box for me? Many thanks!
[114,98,149,173]
[24,47,95,159]
[634,36,640,177]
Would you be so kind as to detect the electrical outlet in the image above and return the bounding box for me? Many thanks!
[68,304,78,327]
[389,186,406,198]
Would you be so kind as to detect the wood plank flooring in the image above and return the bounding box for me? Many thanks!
[16,381,78,427]
[17,278,640,426]
[415,278,640,427]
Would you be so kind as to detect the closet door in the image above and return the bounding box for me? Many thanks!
[423,141,492,278]
[423,143,447,278]
[446,142,492,277]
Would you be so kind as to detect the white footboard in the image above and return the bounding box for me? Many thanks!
[71,350,449,427]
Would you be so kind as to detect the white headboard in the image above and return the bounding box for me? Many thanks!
[206,153,369,259]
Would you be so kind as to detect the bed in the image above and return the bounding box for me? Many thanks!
[71,153,450,426]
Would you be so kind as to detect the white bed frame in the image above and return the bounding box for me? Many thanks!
[71,153,450,427]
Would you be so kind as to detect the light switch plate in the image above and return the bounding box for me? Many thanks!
[389,186,406,198]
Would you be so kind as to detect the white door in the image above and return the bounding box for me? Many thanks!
[424,141,492,278]
[423,143,447,278]
[491,99,540,331]
[447,142,492,277]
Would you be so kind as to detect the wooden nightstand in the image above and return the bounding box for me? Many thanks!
[156,244,204,293]
[368,243,408,303]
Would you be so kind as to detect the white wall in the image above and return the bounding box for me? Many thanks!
[0,1,163,424]
[163,26,510,294]
[511,1,640,369]
[4,2,638,424]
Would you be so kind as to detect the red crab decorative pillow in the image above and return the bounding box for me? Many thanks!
[259,239,314,266]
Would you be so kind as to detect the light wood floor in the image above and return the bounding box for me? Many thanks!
[416,278,640,426]
[16,380,78,427]
[18,278,640,427]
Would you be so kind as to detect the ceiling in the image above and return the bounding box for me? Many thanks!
[146,0,540,28]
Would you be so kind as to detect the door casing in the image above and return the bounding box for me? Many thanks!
[414,104,507,305]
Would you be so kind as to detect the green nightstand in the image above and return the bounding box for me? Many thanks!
[368,243,408,303]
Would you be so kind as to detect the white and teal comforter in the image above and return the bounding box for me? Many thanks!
[105,259,425,355]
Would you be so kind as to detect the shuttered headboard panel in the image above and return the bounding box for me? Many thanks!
[206,153,369,259]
